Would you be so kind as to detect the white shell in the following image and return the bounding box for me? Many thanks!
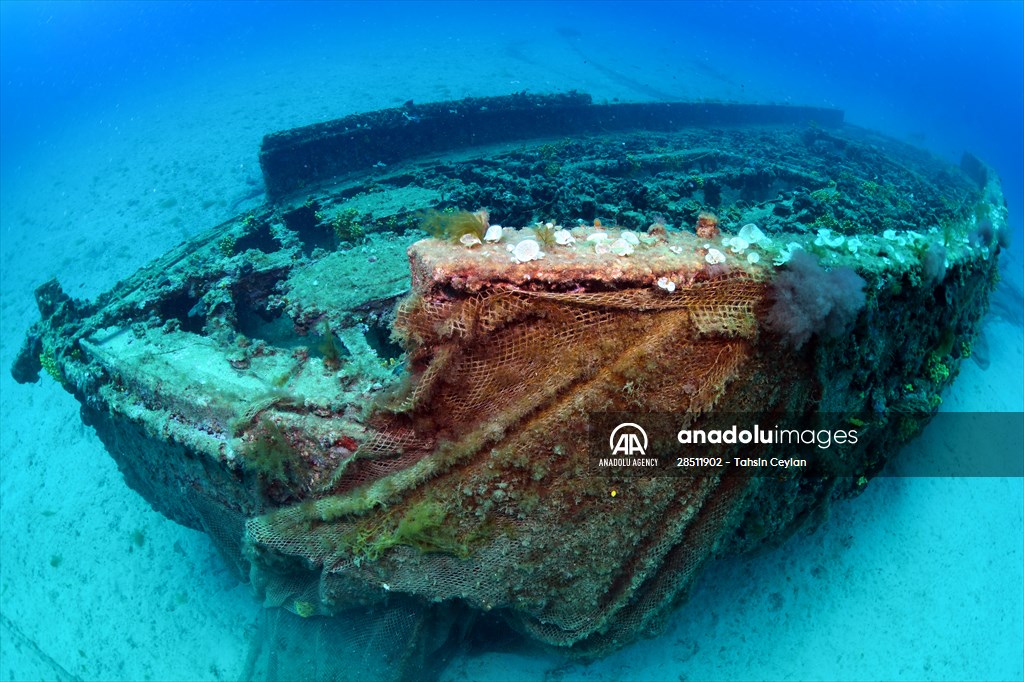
[727,236,750,253]
[484,224,504,242]
[773,242,803,266]
[460,234,482,248]
[746,252,761,264]
[738,223,766,245]
[513,239,542,263]
[554,229,575,246]
[610,238,634,257]
[594,241,611,256]
[657,276,676,293]
[705,248,727,265]
[586,232,610,242]
[620,231,640,245]
[669,246,684,255]
[814,228,845,248]
[882,228,909,247]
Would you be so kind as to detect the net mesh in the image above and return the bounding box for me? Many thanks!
[324,278,764,487]
[241,598,466,682]
[246,256,772,656]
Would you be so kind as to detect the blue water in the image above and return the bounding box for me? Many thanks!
[3,1,1022,230]
[1,2,1022,681]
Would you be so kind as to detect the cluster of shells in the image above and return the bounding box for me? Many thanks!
[462,219,644,263]
[451,206,987,289]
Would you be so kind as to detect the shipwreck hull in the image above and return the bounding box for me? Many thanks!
[12,93,1008,679]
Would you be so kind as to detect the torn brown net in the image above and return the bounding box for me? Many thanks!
[246,263,778,658]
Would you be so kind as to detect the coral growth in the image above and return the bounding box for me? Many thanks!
[533,221,558,248]
[766,251,866,349]
[696,212,719,239]
[318,322,345,371]
[332,208,364,243]
[340,499,472,561]
[242,417,298,484]
[420,209,489,242]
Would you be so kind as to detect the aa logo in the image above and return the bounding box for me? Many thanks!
[609,423,648,456]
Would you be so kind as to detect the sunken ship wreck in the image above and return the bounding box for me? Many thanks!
[12,92,1009,681]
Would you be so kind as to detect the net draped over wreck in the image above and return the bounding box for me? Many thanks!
[12,93,1009,680]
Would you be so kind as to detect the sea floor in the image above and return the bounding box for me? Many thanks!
[1,25,1022,682]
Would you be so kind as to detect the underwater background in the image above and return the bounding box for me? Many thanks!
[1,1,1021,680]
